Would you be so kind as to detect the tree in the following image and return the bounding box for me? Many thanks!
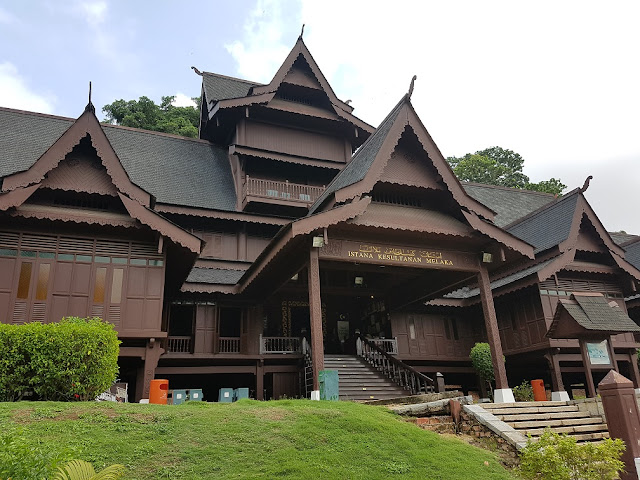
[102,95,199,138]
[447,146,566,195]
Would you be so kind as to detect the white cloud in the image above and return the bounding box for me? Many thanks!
[224,0,297,82]
[0,6,16,24]
[172,93,197,108]
[79,0,107,26]
[0,62,55,113]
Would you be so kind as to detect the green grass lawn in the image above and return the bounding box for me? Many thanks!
[0,399,516,479]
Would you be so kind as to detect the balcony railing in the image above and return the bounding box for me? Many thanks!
[218,337,240,353]
[167,336,192,353]
[370,338,398,355]
[260,335,302,354]
[244,176,325,205]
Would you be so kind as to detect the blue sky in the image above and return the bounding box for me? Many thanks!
[1,1,639,232]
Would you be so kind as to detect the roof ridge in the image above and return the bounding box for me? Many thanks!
[101,122,216,145]
[202,71,264,86]
[0,106,75,122]
[462,181,556,198]
[504,188,581,231]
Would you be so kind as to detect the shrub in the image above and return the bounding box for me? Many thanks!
[518,430,625,480]
[0,317,120,401]
[512,380,534,402]
[470,342,495,383]
[0,428,71,480]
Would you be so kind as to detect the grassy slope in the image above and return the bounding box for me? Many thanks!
[0,400,516,479]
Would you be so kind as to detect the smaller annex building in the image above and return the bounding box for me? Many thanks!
[1,35,640,402]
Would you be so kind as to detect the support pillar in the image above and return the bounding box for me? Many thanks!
[256,360,264,400]
[307,247,324,393]
[629,350,640,390]
[477,266,513,403]
[545,349,570,401]
[599,371,640,480]
[579,339,597,398]
[135,339,163,402]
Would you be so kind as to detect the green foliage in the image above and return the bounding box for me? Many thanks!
[470,342,495,383]
[0,428,70,480]
[518,430,625,480]
[512,380,534,402]
[102,95,199,138]
[447,146,566,195]
[0,317,120,401]
[53,459,126,480]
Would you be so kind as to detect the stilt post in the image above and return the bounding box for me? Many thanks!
[307,246,324,392]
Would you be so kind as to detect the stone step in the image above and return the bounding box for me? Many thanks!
[523,423,609,437]
[483,401,569,409]
[499,411,592,422]
[507,417,605,429]
[486,405,579,415]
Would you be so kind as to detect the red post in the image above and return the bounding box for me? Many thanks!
[308,247,324,391]
[599,370,640,480]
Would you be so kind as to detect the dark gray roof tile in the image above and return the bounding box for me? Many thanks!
[623,240,640,270]
[506,192,579,253]
[202,72,261,104]
[462,183,555,227]
[186,267,244,285]
[552,294,640,334]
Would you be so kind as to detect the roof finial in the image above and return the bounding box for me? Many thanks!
[408,75,417,99]
[345,99,352,105]
[580,175,593,192]
[191,66,203,76]
[84,81,95,114]
[299,24,305,39]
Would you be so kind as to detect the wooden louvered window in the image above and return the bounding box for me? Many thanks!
[93,267,107,303]
[35,264,50,300]
[111,269,123,304]
[17,263,32,299]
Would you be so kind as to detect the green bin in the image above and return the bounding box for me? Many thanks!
[319,370,339,401]
[218,388,234,403]
[234,388,249,401]
[188,388,203,401]
[169,389,187,405]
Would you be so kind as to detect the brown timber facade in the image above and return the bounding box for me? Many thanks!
[2,36,640,402]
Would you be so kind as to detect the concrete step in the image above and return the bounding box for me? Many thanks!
[500,411,592,422]
[486,405,579,415]
[483,401,569,409]
[523,423,609,437]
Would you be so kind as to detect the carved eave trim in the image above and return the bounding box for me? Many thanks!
[291,197,371,236]
[153,203,290,226]
[536,250,576,282]
[610,253,640,283]
[8,204,138,229]
[462,210,534,259]
[230,145,342,170]
[208,93,275,120]
[2,109,151,207]
[180,283,236,294]
[118,193,202,254]
[0,184,39,211]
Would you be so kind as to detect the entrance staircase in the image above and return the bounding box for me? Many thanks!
[324,354,408,401]
[481,401,609,444]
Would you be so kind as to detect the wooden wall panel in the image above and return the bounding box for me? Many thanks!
[244,120,345,162]
[194,305,217,354]
[272,372,298,399]
[126,299,144,330]
[71,264,91,295]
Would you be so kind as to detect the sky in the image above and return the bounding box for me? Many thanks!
[1,0,639,233]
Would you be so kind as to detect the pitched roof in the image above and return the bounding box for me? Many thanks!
[462,183,555,227]
[186,267,245,285]
[548,294,640,337]
[0,107,237,212]
[611,231,640,246]
[309,99,404,214]
[623,239,640,270]
[201,72,262,104]
[506,191,580,253]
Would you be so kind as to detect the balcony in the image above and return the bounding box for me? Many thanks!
[243,176,325,208]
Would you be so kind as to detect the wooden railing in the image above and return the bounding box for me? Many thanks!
[218,337,240,353]
[370,338,398,355]
[260,335,302,354]
[166,336,192,353]
[357,335,438,395]
[244,176,325,204]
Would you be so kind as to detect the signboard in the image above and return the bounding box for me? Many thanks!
[319,239,477,270]
[586,341,611,366]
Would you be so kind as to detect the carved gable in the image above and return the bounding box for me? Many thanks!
[41,153,117,196]
[282,55,323,90]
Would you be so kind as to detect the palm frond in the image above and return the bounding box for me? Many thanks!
[52,460,126,480]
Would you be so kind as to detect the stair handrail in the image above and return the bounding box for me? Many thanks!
[301,337,313,398]
[357,335,439,395]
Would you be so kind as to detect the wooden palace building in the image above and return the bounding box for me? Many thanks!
[2,35,640,402]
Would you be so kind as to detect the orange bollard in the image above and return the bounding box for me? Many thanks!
[531,379,546,401]
[149,379,169,404]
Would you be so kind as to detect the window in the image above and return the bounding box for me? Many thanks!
[93,267,107,303]
[17,263,32,299]
[110,269,124,304]
[35,264,50,300]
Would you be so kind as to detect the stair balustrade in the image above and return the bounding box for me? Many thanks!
[357,335,438,395]
[302,337,314,398]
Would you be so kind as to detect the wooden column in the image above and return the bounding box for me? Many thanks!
[545,348,570,401]
[629,350,640,389]
[135,339,163,401]
[307,247,324,391]
[256,360,264,400]
[477,267,509,390]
